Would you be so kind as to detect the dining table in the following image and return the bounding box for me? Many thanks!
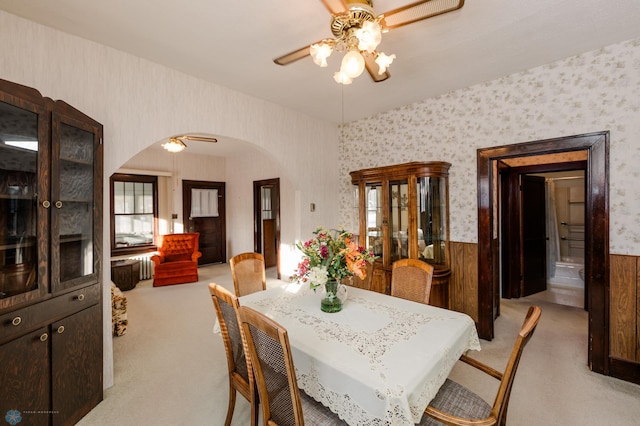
[239,283,481,426]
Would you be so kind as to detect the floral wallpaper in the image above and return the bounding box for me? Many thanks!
[339,38,640,255]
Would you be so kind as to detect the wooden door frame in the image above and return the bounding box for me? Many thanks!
[478,131,609,374]
[253,178,280,279]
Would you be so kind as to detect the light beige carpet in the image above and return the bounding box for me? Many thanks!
[78,264,640,425]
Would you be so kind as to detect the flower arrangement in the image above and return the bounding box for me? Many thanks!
[291,227,377,290]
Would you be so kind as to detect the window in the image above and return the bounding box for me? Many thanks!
[110,174,158,255]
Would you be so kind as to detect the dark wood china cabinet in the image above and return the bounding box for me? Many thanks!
[0,79,103,425]
[350,162,451,309]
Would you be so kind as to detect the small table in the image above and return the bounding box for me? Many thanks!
[111,259,140,291]
[241,284,481,425]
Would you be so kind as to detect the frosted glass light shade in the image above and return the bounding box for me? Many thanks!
[162,138,186,153]
[356,21,382,53]
[310,42,333,67]
[375,52,396,74]
[333,71,353,84]
[341,51,365,78]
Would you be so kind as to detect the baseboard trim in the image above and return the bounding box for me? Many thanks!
[609,356,640,385]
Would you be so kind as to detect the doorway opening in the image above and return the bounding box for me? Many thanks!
[524,171,586,309]
[501,165,587,310]
[253,178,280,279]
[478,131,609,375]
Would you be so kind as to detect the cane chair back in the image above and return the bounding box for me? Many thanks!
[238,306,346,425]
[208,283,258,426]
[391,259,435,305]
[230,252,267,297]
[421,305,542,426]
[343,261,374,290]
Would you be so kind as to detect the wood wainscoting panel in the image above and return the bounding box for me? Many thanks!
[450,242,478,322]
[609,254,637,361]
[450,243,465,313]
[637,257,640,362]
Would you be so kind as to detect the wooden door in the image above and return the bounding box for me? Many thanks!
[263,219,277,267]
[0,328,50,426]
[52,304,102,426]
[501,166,521,299]
[182,180,226,265]
[521,175,547,296]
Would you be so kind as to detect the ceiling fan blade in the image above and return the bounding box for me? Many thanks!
[381,0,464,31]
[320,0,349,15]
[364,54,390,83]
[179,135,218,143]
[274,44,312,66]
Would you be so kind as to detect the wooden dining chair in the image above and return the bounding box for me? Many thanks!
[390,259,435,305]
[238,305,346,425]
[343,261,374,290]
[230,252,267,297]
[208,283,258,426]
[420,305,542,426]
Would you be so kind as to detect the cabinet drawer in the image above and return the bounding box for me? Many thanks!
[0,284,100,344]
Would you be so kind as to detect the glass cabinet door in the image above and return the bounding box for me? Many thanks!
[388,179,409,262]
[364,183,383,257]
[417,176,447,265]
[51,114,99,292]
[0,100,44,304]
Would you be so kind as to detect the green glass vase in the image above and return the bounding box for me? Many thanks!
[320,279,342,313]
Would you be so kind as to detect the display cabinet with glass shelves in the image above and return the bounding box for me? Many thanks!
[0,78,103,425]
[350,162,451,308]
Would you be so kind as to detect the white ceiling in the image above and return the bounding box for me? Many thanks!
[2,0,640,127]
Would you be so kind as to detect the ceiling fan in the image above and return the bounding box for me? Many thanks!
[162,135,218,153]
[274,0,465,84]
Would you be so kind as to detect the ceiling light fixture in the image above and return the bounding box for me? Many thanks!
[161,135,218,153]
[309,0,395,85]
[162,137,187,153]
[274,1,465,84]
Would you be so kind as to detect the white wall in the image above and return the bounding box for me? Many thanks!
[0,11,340,389]
[339,38,640,256]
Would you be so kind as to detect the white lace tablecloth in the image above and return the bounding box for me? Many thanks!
[240,284,481,425]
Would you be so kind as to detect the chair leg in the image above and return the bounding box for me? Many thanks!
[224,385,237,426]
[250,396,259,426]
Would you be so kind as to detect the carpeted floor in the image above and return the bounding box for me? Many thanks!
[77,263,640,425]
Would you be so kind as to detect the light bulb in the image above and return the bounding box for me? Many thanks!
[341,50,365,79]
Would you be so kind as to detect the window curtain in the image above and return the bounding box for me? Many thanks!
[191,188,218,217]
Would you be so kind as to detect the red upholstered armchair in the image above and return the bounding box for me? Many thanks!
[151,233,202,287]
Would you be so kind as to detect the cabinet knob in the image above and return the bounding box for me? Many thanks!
[42,200,51,208]
[57,325,65,334]
[40,333,48,342]
[55,200,63,209]
[11,316,22,326]
[75,293,85,301]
